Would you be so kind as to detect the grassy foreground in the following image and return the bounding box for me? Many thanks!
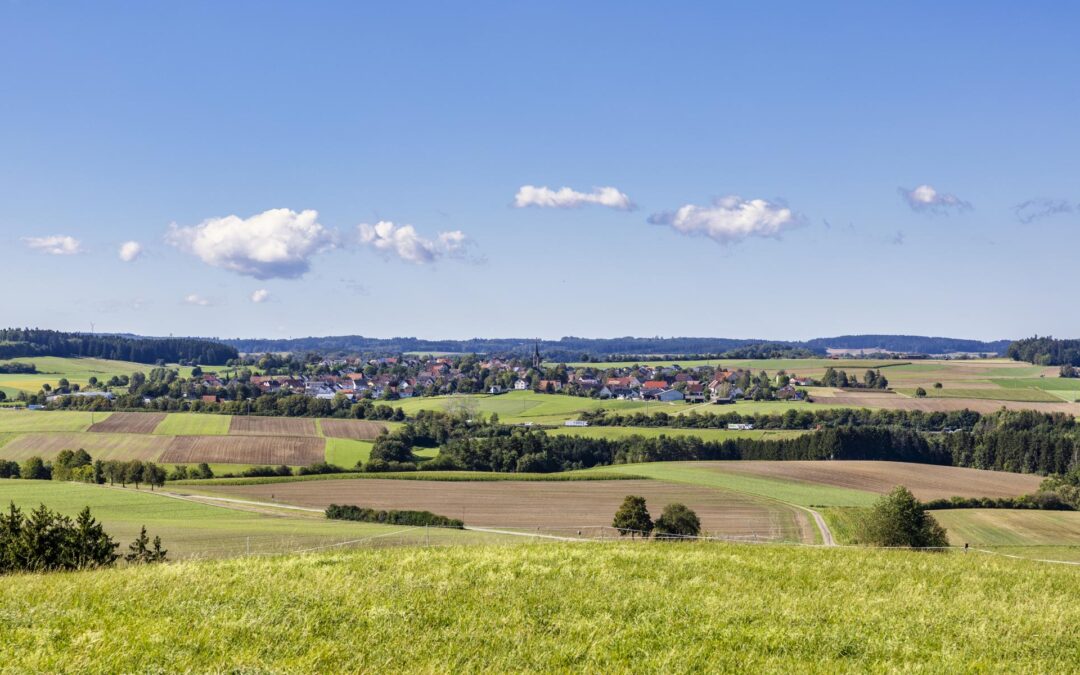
[2,543,1078,671]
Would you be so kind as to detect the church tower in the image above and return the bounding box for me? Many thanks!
[532,340,542,370]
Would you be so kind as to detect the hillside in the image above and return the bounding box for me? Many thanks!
[2,543,1077,671]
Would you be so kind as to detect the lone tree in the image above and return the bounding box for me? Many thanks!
[914,387,927,398]
[863,486,948,549]
[653,503,701,540]
[612,495,653,539]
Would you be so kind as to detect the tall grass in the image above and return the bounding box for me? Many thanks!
[1,543,1077,671]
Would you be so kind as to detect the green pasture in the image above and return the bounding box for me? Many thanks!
[931,509,1080,547]
[0,356,203,394]
[547,426,806,442]
[4,542,1079,671]
[595,462,878,507]
[153,413,232,436]
[323,438,373,467]
[0,481,488,560]
[0,410,106,432]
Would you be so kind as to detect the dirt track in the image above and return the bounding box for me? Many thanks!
[202,479,818,542]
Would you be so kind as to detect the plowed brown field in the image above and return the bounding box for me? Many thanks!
[203,479,818,542]
[319,420,388,440]
[162,435,325,465]
[228,417,318,437]
[87,412,167,434]
[706,460,1042,500]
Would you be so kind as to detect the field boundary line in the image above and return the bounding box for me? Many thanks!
[971,548,1080,566]
[465,526,590,542]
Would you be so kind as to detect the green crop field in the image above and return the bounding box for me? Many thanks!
[0,481,491,559]
[3,542,1078,671]
[324,438,373,467]
[153,413,232,436]
[595,462,879,507]
[0,356,203,395]
[0,410,108,432]
[931,509,1080,547]
[547,426,806,442]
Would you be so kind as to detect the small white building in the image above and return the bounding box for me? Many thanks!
[564,420,589,427]
[727,423,754,431]
[513,379,529,390]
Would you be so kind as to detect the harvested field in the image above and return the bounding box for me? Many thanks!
[202,478,818,542]
[817,392,1080,415]
[931,509,1080,546]
[87,412,167,434]
[0,432,168,462]
[163,435,325,466]
[229,417,318,437]
[320,419,388,441]
[705,461,1042,501]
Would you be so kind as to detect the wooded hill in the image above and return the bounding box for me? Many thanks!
[0,328,237,365]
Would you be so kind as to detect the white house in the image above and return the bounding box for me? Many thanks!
[513,379,529,390]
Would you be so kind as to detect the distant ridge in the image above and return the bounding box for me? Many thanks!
[214,334,1012,358]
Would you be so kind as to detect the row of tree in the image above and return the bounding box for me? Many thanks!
[5,451,169,489]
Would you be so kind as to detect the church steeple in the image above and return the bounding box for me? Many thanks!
[532,340,542,370]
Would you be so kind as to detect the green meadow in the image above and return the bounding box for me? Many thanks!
[0,356,201,396]
[0,481,488,559]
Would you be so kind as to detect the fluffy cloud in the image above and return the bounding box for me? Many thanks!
[167,208,335,279]
[513,185,634,210]
[899,184,972,214]
[23,235,82,255]
[250,289,270,303]
[648,196,800,245]
[1014,198,1074,224]
[118,241,143,262]
[183,294,211,307]
[358,221,469,264]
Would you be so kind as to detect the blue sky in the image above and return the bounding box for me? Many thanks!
[2,1,1078,341]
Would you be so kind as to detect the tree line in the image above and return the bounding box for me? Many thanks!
[580,406,984,432]
[325,504,463,528]
[1007,336,1080,367]
[0,327,237,364]
[3,450,168,489]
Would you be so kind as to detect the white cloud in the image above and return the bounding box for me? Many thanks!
[23,235,82,255]
[118,241,143,262]
[648,196,801,245]
[183,294,211,307]
[166,208,335,279]
[358,221,469,264]
[513,185,634,210]
[250,289,270,303]
[899,184,972,213]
